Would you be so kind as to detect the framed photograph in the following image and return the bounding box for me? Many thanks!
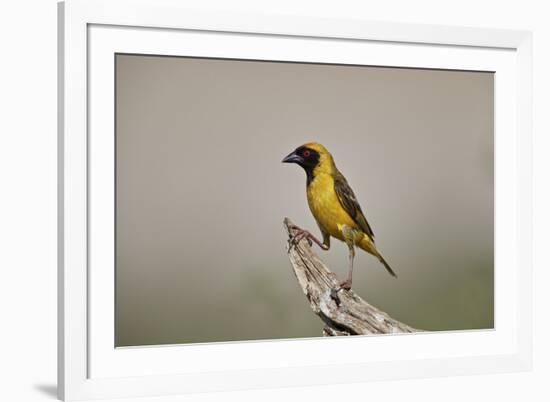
[58,0,532,400]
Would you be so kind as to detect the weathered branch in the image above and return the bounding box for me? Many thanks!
[284,218,418,336]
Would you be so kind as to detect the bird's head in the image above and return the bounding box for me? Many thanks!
[282,142,334,180]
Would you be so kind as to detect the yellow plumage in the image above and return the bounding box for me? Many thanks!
[307,171,375,253]
[283,141,395,288]
[304,143,376,255]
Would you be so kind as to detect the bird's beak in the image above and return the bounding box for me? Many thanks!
[282,150,303,164]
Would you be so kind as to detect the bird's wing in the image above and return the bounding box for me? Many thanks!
[333,171,375,240]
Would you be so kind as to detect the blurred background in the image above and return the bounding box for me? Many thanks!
[115,54,493,347]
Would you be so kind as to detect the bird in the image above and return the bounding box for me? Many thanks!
[282,142,396,290]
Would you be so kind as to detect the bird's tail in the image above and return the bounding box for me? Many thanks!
[376,252,397,278]
[357,235,397,278]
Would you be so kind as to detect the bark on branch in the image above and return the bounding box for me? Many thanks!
[284,217,418,336]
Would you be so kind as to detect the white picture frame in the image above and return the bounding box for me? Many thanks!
[58,0,533,400]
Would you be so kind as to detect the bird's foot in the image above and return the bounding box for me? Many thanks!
[287,225,328,252]
[329,278,352,305]
[289,226,313,248]
[338,278,353,291]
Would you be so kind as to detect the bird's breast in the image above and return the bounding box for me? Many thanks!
[306,174,357,240]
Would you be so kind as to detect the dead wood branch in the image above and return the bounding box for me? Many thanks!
[284,217,418,336]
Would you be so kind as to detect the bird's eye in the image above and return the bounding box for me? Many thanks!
[303,150,311,157]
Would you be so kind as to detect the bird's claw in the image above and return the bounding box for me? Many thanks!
[293,231,313,247]
[288,224,331,254]
[338,279,353,291]
[287,236,311,253]
[287,225,315,252]
[330,279,352,305]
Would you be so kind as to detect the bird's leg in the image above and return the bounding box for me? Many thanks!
[339,225,356,291]
[288,224,329,251]
[339,244,355,290]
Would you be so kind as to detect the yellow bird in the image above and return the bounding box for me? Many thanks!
[282,142,396,290]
